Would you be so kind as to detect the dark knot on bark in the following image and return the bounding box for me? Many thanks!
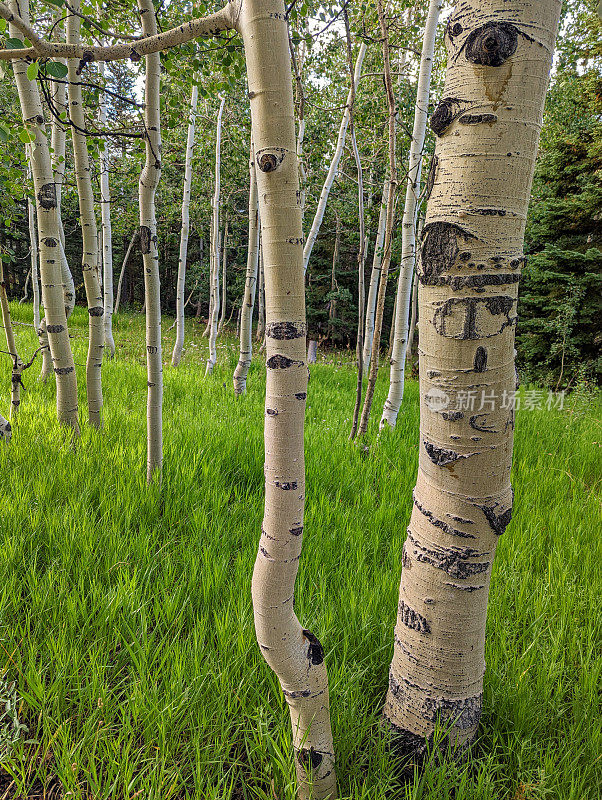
[430,97,461,136]
[258,153,278,172]
[465,21,518,67]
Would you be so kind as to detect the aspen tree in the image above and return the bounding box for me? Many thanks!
[381,0,442,430]
[218,215,228,333]
[302,41,367,274]
[8,0,79,431]
[233,142,260,395]
[172,82,198,367]
[256,241,265,341]
[238,0,336,791]
[114,229,138,314]
[206,97,225,376]
[138,0,163,481]
[25,183,51,381]
[0,263,23,417]
[98,58,115,357]
[384,0,561,756]
[66,0,104,427]
[357,0,398,437]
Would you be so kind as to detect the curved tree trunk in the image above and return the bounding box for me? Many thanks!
[25,186,51,381]
[172,82,198,367]
[138,0,163,481]
[67,0,104,428]
[237,0,336,794]
[206,97,225,376]
[20,267,30,303]
[384,0,561,758]
[406,269,419,360]
[233,142,260,395]
[256,242,265,342]
[381,0,442,430]
[362,184,387,372]
[9,0,79,431]
[114,229,138,314]
[302,41,367,274]
[98,58,116,357]
[0,263,23,417]
[218,215,228,333]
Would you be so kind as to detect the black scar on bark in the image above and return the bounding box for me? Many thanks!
[441,410,464,421]
[290,526,303,536]
[302,629,324,665]
[424,439,475,467]
[398,600,431,634]
[139,225,152,254]
[266,321,306,340]
[430,97,463,136]
[88,306,103,317]
[419,222,475,285]
[407,532,490,579]
[266,408,278,416]
[54,366,75,375]
[295,392,307,400]
[266,354,303,369]
[274,480,297,490]
[43,237,58,247]
[296,747,323,770]
[431,273,519,292]
[478,502,513,535]
[459,113,498,125]
[470,414,496,433]
[465,21,519,67]
[46,324,65,333]
[257,148,286,173]
[433,295,516,340]
[38,183,57,210]
[414,496,476,539]
[474,346,488,372]
[445,582,485,592]
[423,693,483,730]
[425,154,438,201]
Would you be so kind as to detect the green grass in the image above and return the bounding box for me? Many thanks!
[0,305,600,800]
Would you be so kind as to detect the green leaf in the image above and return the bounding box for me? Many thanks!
[0,19,7,33]
[46,61,68,79]
[0,124,8,143]
[26,61,38,81]
[18,129,34,144]
[5,38,25,49]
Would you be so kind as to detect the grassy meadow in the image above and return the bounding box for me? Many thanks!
[0,305,600,800]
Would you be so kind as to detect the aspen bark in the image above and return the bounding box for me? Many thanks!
[327,210,340,337]
[26,187,50,381]
[237,0,336,794]
[98,58,115,357]
[256,242,265,342]
[0,411,10,441]
[9,0,79,431]
[407,270,418,360]
[302,42,366,274]
[138,0,163,480]
[307,339,318,364]
[205,97,225,376]
[233,143,260,395]
[362,184,387,372]
[172,82,198,367]
[384,0,561,756]
[218,215,228,333]
[381,0,442,430]
[67,0,104,427]
[0,263,23,417]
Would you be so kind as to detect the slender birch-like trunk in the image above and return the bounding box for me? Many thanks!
[256,242,265,342]
[67,0,104,427]
[0,411,10,441]
[9,0,79,431]
[357,0,398,436]
[138,0,163,480]
[327,210,340,337]
[307,339,317,363]
[218,215,228,333]
[206,97,225,375]
[407,270,418,360]
[20,268,30,302]
[381,0,442,430]
[233,143,260,394]
[26,187,51,380]
[362,184,387,372]
[0,263,23,417]
[98,58,115,357]
[302,41,367,274]
[114,229,138,313]
[172,82,198,366]
[237,0,336,794]
[384,0,561,757]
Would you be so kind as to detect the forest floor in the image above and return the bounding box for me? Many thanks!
[0,305,601,800]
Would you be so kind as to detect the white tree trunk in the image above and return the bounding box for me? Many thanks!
[233,143,260,395]
[237,0,336,794]
[67,0,104,428]
[362,184,387,371]
[114,229,137,314]
[9,0,79,431]
[205,97,225,376]
[138,0,163,480]
[0,263,23,417]
[381,0,443,430]
[172,82,198,367]
[302,41,367,274]
[98,58,115,357]
[218,216,228,333]
[307,339,318,363]
[384,0,561,757]
[256,241,265,342]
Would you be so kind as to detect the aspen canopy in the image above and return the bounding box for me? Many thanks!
[0,0,600,799]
